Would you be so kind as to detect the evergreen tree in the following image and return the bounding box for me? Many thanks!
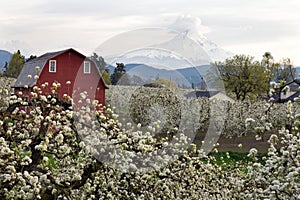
[5,50,25,78]
[26,55,37,62]
[111,63,127,85]
[191,82,195,89]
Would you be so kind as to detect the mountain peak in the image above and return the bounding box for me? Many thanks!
[101,15,233,70]
[169,15,233,62]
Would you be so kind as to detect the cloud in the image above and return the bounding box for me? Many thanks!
[204,15,300,46]
[1,0,300,63]
[169,15,210,36]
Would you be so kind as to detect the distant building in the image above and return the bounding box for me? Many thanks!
[270,91,300,103]
[284,91,300,102]
[270,81,300,103]
[185,90,234,102]
[12,48,108,105]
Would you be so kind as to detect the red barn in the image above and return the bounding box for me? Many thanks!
[13,48,108,106]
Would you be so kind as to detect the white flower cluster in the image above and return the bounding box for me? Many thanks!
[107,86,300,138]
[0,78,17,108]
[0,84,299,199]
[241,102,300,199]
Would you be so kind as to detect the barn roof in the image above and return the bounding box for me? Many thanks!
[13,48,83,87]
[185,90,220,99]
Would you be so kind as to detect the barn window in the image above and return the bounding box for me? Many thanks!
[49,60,56,72]
[84,61,91,74]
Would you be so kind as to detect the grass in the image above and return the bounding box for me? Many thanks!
[193,130,271,169]
[210,151,266,165]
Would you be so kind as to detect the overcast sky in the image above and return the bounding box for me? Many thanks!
[1,0,300,64]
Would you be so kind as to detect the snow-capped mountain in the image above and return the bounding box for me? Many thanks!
[109,15,233,70]
[153,33,212,67]
[169,15,233,62]
[110,47,197,70]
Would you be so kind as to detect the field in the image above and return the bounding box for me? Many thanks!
[106,85,296,152]
[0,82,299,199]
